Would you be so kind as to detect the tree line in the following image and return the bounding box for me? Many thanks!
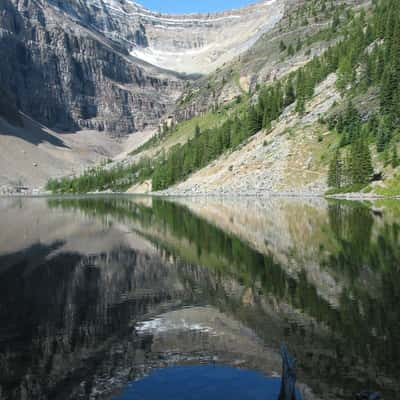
[46,158,152,194]
[327,0,400,190]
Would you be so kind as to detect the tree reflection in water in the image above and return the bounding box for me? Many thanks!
[0,196,398,399]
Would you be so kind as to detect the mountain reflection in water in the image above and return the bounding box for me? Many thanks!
[0,196,399,400]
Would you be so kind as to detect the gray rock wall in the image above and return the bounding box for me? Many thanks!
[0,0,286,134]
[0,0,183,134]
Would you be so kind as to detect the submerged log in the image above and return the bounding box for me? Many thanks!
[279,345,298,400]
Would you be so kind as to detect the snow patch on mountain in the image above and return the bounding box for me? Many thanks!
[82,0,285,74]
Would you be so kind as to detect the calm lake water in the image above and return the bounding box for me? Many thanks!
[0,196,399,400]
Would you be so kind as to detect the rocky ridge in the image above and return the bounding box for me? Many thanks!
[0,0,286,135]
[173,0,366,123]
[0,0,185,134]
[0,0,291,191]
[51,0,284,74]
[161,73,340,196]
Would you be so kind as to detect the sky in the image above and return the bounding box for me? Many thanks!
[137,0,257,14]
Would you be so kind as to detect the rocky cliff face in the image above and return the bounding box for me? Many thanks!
[0,0,284,134]
[172,0,364,123]
[0,0,182,134]
[125,0,284,74]
[48,0,284,75]
[0,0,180,192]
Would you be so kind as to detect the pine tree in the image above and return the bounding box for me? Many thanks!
[344,149,353,187]
[287,43,295,57]
[364,51,374,87]
[295,70,306,114]
[337,56,352,90]
[392,145,399,168]
[328,149,343,188]
[284,78,296,106]
[331,10,340,32]
[350,139,373,184]
[248,106,262,134]
[296,38,303,52]
[376,116,391,152]
[360,139,374,182]
[350,140,362,184]
[296,97,305,114]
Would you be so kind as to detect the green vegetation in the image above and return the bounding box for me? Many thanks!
[46,111,229,194]
[375,173,400,196]
[46,158,153,194]
[327,149,343,189]
[130,111,225,157]
[151,1,383,191]
[47,0,400,195]
[326,0,400,193]
[327,111,374,192]
[289,0,348,31]
[325,184,371,196]
[152,79,294,190]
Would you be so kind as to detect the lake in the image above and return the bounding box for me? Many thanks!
[0,196,399,400]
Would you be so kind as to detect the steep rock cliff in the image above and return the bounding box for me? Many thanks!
[0,0,285,134]
[0,0,184,134]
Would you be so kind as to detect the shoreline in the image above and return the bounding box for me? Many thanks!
[1,189,399,201]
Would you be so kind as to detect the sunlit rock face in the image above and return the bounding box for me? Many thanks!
[47,0,285,75]
[127,0,284,74]
[0,0,182,133]
[0,0,284,132]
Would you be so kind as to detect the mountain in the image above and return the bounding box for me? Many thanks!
[0,0,290,192]
[1,0,400,196]
[0,0,179,134]
[113,0,400,197]
[0,0,283,133]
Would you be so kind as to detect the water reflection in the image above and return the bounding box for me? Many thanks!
[0,196,399,400]
[113,365,285,400]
